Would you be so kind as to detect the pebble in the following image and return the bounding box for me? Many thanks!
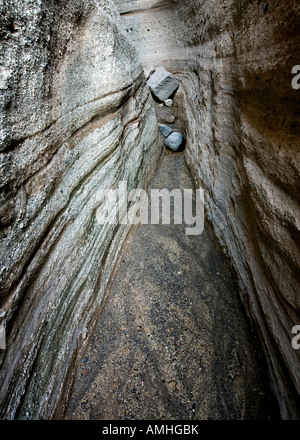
[164,99,173,107]
[162,115,176,124]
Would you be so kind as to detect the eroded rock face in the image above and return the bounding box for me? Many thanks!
[115,0,300,419]
[0,0,160,419]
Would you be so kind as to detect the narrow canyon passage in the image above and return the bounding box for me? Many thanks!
[63,153,278,420]
[0,0,299,421]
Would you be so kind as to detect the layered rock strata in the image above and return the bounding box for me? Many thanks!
[115,0,300,419]
[0,0,160,419]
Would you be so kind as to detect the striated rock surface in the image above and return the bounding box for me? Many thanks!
[0,0,160,419]
[116,0,300,419]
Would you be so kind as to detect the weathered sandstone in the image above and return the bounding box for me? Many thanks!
[0,0,160,419]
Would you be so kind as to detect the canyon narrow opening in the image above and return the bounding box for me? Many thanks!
[63,83,279,420]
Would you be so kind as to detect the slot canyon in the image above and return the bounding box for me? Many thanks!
[0,0,299,420]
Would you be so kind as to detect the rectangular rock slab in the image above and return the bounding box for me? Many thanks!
[147,66,179,101]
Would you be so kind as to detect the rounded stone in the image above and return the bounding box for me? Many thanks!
[165,132,184,151]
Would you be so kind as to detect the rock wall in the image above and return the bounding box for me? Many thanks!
[115,0,300,419]
[0,0,160,419]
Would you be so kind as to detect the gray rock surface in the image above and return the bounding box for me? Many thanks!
[147,66,179,101]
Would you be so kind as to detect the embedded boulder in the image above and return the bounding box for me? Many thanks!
[147,66,179,102]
